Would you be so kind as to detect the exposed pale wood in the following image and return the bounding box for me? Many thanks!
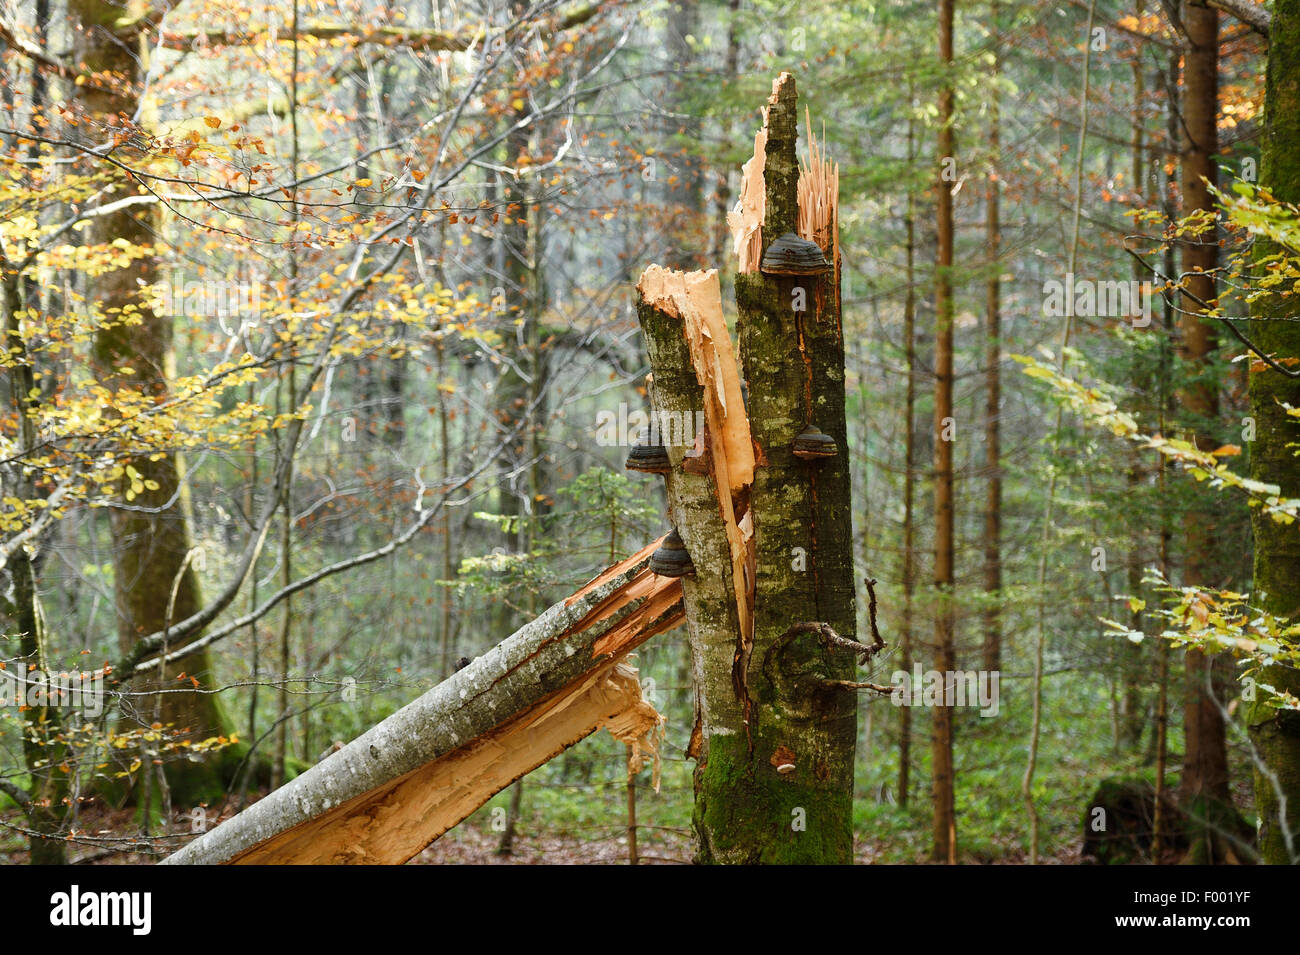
[635,268,757,788]
[235,664,651,864]
[163,544,683,865]
[636,266,753,648]
[731,82,842,279]
[635,268,754,492]
[728,125,767,273]
[798,107,840,275]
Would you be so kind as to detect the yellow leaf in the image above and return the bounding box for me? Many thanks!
[355,178,373,188]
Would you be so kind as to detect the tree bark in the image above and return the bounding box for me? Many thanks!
[932,0,958,865]
[644,74,859,863]
[1120,9,1149,749]
[730,74,858,865]
[1245,0,1300,866]
[1177,1,1233,835]
[899,102,918,810]
[635,267,754,862]
[982,37,1002,675]
[163,539,682,864]
[70,0,235,805]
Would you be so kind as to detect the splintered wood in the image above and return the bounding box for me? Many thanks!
[163,544,684,865]
[635,268,754,490]
[232,664,653,865]
[636,266,755,646]
[728,81,840,273]
[728,121,767,274]
[797,107,840,267]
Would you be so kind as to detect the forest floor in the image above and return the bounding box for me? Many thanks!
[410,824,1085,865]
[0,677,1249,865]
[0,800,1087,864]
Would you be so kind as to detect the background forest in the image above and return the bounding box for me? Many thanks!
[1,0,1297,865]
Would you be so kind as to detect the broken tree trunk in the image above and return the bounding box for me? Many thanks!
[635,266,756,861]
[634,73,859,864]
[163,539,682,864]
[730,74,858,864]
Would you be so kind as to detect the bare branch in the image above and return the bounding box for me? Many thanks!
[1206,0,1270,36]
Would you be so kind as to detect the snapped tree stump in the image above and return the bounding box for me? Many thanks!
[631,72,860,864]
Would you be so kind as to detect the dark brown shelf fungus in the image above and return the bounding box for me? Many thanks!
[792,424,838,461]
[649,529,695,577]
[759,232,832,276]
[625,429,672,474]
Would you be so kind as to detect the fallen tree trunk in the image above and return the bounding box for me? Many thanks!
[163,538,683,864]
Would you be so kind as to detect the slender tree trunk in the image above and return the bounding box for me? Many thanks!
[982,36,1002,676]
[932,0,958,865]
[493,29,548,849]
[437,339,457,678]
[0,274,68,864]
[1152,46,1180,858]
[1120,3,1149,749]
[626,743,639,865]
[899,106,918,811]
[274,4,303,788]
[1177,3,1233,842]
[710,0,743,265]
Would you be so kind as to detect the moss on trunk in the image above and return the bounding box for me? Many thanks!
[1246,0,1300,866]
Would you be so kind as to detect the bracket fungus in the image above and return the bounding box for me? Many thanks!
[625,429,672,474]
[792,424,838,461]
[759,232,831,276]
[649,529,695,577]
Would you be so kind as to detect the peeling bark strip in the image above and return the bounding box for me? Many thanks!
[163,543,682,865]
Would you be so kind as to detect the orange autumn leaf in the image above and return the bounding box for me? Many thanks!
[204,116,221,129]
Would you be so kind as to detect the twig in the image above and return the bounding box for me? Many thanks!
[864,576,885,656]
[1125,246,1300,378]
[823,679,898,695]
[772,620,885,668]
